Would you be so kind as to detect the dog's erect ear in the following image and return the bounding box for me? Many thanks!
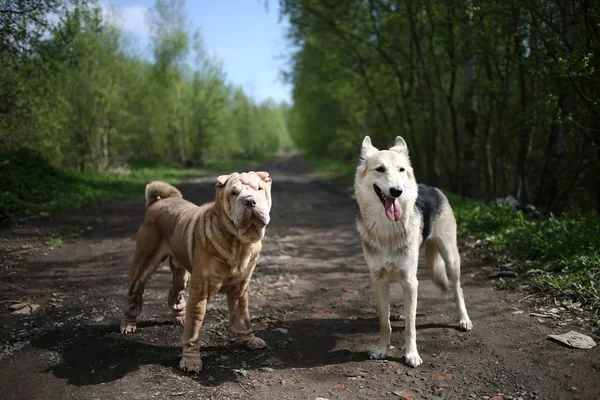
[216,174,231,189]
[254,171,272,184]
[390,136,408,154]
[360,136,378,160]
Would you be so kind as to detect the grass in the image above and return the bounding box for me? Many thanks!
[448,194,600,311]
[304,154,356,186]
[308,156,600,312]
[0,148,269,219]
[46,236,64,250]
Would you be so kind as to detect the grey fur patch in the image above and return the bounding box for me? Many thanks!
[415,184,445,241]
[393,244,409,255]
[361,237,380,255]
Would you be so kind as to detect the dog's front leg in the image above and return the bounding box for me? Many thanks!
[227,282,267,350]
[179,276,218,373]
[370,274,391,359]
[400,275,422,367]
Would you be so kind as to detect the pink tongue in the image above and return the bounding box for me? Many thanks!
[384,197,402,221]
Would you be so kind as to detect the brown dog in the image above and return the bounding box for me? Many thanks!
[120,171,273,373]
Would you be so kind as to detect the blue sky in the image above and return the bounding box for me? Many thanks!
[101,0,292,104]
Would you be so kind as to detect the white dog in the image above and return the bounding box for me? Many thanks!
[354,136,472,367]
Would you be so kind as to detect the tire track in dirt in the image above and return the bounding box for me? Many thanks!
[0,156,598,399]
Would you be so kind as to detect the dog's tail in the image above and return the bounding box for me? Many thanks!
[425,240,450,292]
[145,181,182,207]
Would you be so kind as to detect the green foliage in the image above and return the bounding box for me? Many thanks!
[304,155,356,187]
[0,0,292,172]
[280,0,600,212]
[47,236,64,250]
[449,194,600,309]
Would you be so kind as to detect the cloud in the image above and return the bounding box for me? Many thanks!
[100,2,150,39]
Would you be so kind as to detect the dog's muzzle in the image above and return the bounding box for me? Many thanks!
[236,195,270,229]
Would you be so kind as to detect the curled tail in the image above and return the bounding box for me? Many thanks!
[145,181,182,207]
[425,240,450,292]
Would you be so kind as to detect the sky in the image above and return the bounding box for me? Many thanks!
[101,0,292,104]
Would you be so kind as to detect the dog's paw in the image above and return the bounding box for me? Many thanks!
[120,322,137,334]
[169,290,187,312]
[369,346,388,360]
[239,335,267,350]
[404,351,423,368]
[179,356,202,373]
[459,318,473,331]
[172,314,186,326]
[393,311,405,321]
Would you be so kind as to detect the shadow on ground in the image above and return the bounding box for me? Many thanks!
[31,316,462,387]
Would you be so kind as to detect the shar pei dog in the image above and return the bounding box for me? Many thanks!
[120,171,273,373]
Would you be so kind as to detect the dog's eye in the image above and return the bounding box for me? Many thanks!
[399,167,406,172]
[230,190,239,196]
[375,166,386,173]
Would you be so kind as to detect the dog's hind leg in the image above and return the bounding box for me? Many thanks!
[168,257,189,326]
[435,236,473,331]
[370,273,391,360]
[121,226,166,334]
[400,274,422,367]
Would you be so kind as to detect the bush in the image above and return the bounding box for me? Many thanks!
[447,193,600,308]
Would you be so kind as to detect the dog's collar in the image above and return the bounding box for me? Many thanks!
[215,214,236,238]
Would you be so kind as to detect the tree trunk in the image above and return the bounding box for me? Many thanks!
[102,129,109,171]
[407,0,439,185]
[536,95,567,210]
[481,115,494,198]
[516,11,538,204]
[535,0,576,211]
[516,68,535,204]
[461,0,478,198]
[596,146,600,212]
[176,99,187,166]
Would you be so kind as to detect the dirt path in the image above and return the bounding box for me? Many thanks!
[0,156,598,400]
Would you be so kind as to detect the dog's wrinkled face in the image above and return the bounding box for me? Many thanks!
[356,136,416,222]
[216,171,272,243]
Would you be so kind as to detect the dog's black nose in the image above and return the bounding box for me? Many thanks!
[243,198,257,207]
[389,187,403,198]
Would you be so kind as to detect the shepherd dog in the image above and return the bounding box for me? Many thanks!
[120,171,272,373]
[354,136,472,367]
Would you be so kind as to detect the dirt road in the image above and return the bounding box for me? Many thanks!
[1,156,598,400]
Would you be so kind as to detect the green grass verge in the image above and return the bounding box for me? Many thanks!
[308,157,600,311]
[0,149,268,219]
[447,193,600,310]
[303,154,356,186]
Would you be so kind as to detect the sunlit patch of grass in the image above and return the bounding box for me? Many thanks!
[303,155,356,188]
[46,236,63,250]
[446,191,600,310]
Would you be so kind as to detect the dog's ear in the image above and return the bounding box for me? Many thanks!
[254,171,272,184]
[390,136,408,154]
[360,136,378,161]
[216,174,232,189]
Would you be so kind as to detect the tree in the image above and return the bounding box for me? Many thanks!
[1,0,291,171]
[279,0,600,211]
[148,0,191,165]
